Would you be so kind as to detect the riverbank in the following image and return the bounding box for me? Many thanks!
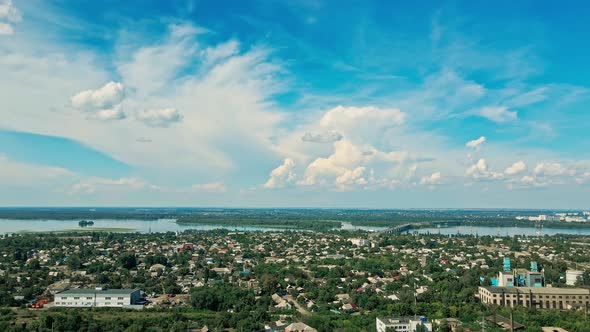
[17,227,137,234]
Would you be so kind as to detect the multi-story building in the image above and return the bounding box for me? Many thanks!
[54,288,141,308]
[376,317,433,332]
[479,286,590,310]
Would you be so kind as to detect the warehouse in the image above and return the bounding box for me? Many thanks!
[54,288,141,308]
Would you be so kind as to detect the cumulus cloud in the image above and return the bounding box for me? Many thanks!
[0,0,21,35]
[466,159,502,180]
[297,140,410,190]
[507,175,546,190]
[136,108,183,127]
[478,106,518,123]
[264,158,296,189]
[301,131,343,143]
[71,81,125,111]
[504,161,527,175]
[420,172,441,185]
[335,167,367,187]
[466,136,486,149]
[533,162,573,177]
[191,181,226,193]
[70,82,127,121]
[93,106,126,121]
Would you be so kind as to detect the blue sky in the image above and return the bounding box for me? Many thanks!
[1,0,590,208]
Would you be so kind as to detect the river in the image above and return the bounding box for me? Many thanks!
[0,219,588,236]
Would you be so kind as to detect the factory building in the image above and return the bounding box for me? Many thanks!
[479,286,590,310]
[495,260,543,287]
[54,288,141,308]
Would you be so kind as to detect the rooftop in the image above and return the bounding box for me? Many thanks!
[377,317,428,324]
[480,286,590,295]
[57,288,139,295]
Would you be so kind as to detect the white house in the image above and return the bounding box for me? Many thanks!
[376,317,433,332]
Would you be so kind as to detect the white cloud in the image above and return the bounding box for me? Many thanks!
[298,140,410,190]
[0,0,21,35]
[0,155,74,186]
[335,167,367,187]
[136,108,183,127]
[466,136,486,149]
[507,175,546,189]
[191,181,226,193]
[202,40,239,65]
[116,23,202,96]
[264,158,296,189]
[478,106,518,123]
[0,0,20,21]
[0,22,13,35]
[301,131,343,143]
[533,162,573,177]
[466,159,488,178]
[319,105,405,131]
[466,159,503,180]
[504,161,527,176]
[70,177,146,194]
[93,106,126,121]
[70,81,125,111]
[420,172,441,185]
[2,22,288,179]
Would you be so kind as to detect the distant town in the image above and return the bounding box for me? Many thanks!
[515,212,590,223]
[0,209,589,331]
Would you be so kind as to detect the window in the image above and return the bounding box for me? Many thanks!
[87,297,93,300]
[118,297,124,300]
[105,297,111,300]
[61,297,67,300]
[74,297,80,300]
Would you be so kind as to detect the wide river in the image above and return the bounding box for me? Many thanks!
[0,219,385,234]
[0,219,588,236]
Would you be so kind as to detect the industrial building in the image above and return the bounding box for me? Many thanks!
[376,317,432,332]
[479,286,590,310]
[495,259,543,287]
[54,288,141,308]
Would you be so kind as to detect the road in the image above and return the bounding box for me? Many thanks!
[285,295,311,316]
